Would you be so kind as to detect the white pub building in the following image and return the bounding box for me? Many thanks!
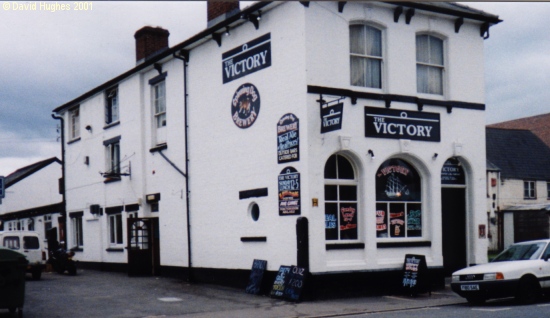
[52,1,500,292]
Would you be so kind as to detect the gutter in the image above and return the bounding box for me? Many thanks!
[51,114,68,250]
[173,49,193,283]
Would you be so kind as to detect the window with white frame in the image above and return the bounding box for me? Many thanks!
[376,159,422,238]
[105,87,119,125]
[44,214,52,233]
[350,23,383,89]
[69,106,80,140]
[70,212,83,249]
[324,154,358,241]
[153,81,166,128]
[103,136,121,178]
[109,213,123,246]
[416,34,444,95]
[524,180,536,199]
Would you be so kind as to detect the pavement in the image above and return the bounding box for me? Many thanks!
[14,269,467,318]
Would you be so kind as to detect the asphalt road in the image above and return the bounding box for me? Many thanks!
[5,268,548,318]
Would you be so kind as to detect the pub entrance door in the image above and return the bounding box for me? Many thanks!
[441,188,467,276]
[127,217,160,276]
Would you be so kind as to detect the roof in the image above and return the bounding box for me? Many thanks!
[488,113,550,149]
[5,157,61,188]
[52,1,501,114]
[486,128,550,180]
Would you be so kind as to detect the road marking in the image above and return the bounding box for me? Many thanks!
[472,308,511,312]
[158,297,183,302]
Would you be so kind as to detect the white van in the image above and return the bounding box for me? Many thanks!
[0,231,47,279]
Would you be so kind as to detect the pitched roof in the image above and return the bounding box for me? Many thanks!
[486,128,550,180]
[52,2,501,114]
[488,113,550,149]
[5,157,61,188]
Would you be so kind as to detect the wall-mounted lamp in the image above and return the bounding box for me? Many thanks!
[225,26,230,36]
[257,10,262,21]
[85,125,92,132]
[433,153,438,160]
[368,149,375,159]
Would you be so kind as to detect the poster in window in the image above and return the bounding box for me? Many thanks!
[339,203,358,240]
[376,159,421,202]
[325,203,338,240]
[389,203,405,237]
[441,158,465,185]
[278,167,300,216]
[407,203,422,237]
[376,203,388,238]
[277,113,299,164]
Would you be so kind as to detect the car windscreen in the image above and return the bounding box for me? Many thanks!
[23,236,40,249]
[492,242,547,262]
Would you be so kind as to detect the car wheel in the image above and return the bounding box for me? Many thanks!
[466,296,486,305]
[516,276,541,304]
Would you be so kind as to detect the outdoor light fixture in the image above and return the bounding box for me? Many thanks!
[257,10,262,21]
[433,153,438,159]
[368,149,375,159]
[225,26,230,36]
[85,125,92,132]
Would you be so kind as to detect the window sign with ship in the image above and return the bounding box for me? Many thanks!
[375,159,422,238]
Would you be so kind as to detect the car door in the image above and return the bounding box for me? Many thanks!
[540,243,550,288]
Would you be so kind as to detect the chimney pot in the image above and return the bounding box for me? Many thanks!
[207,0,240,28]
[134,26,170,63]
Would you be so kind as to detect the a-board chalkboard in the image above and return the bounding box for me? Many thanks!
[401,254,429,295]
[270,265,306,302]
[245,259,267,295]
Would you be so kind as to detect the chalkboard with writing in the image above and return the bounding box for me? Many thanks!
[270,265,306,302]
[245,259,267,295]
[401,254,429,295]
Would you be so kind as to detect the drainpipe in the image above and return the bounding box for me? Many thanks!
[51,114,67,250]
[173,49,192,283]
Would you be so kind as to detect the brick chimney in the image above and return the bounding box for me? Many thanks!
[134,26,170,64]
[207,0,240,28]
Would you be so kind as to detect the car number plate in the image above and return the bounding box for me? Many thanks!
[461,284,479,291]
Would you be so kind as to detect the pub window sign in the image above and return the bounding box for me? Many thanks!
[365,107,440,142]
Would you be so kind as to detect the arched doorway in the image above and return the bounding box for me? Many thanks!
[441,158,467,276]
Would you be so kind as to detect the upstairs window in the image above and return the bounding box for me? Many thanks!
[105,87,119,125]
[416,34,444,95]
[69,107,80,140]
[324,154,358,241]
[524,181,536,199]
[350,24,383,88]
[103,136,121,178]
[153,81,166,128]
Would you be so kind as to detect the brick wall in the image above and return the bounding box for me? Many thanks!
[134,26,170,62]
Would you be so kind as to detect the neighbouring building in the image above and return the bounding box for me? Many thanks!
[486,127,550,252]
[52,1,501,291]
[489,112,550,149]
[0,157,63,245]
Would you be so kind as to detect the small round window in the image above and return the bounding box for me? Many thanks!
[249,203,260,221]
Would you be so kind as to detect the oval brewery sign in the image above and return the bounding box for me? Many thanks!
[231,83,261,129]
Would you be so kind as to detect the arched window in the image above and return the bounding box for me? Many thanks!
[416,34,444,95]
[350,24,383,88]
[324,154,358,240]
[375,159,422,238]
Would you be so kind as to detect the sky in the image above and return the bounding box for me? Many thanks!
[0,1,549,176]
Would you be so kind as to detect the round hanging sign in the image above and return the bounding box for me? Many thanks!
[231,83,261,129]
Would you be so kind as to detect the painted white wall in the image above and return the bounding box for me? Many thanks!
[57,1,493,274]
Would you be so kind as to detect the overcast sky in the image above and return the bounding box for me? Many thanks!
[1,1,549,176]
